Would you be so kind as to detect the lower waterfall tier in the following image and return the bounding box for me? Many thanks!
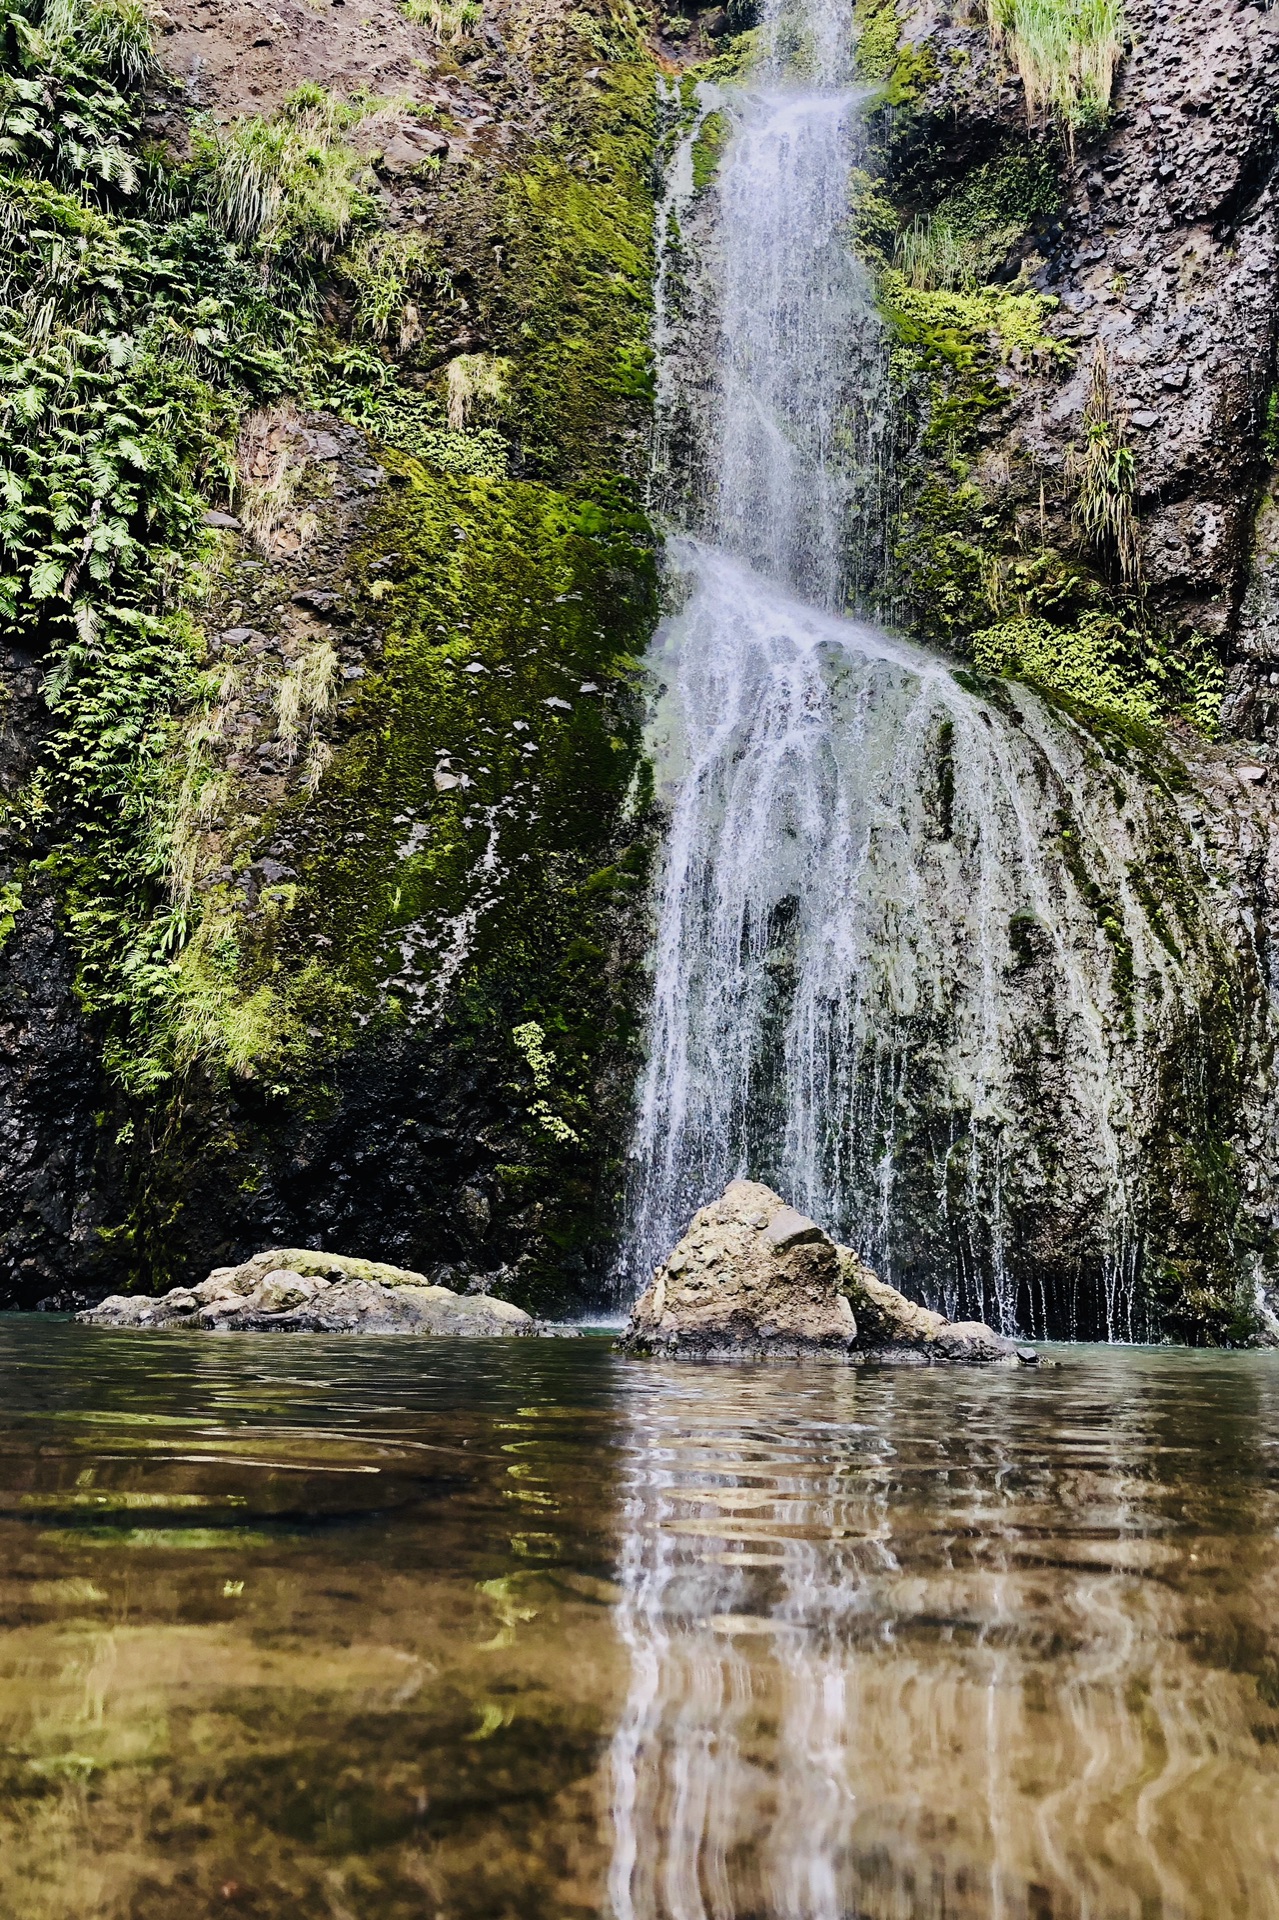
[623,541,1275,1344]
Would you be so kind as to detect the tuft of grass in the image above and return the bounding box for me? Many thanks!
[199,83,374,279]
[1068,342,1140,588]
[233,405,310,550]
[894,216,980,291]
[985,0,1126,130]
[400,0,481,37]
[275,639,339,763]
[445,351,509,431]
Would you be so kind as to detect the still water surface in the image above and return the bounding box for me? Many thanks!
[0,1322,1277,1919]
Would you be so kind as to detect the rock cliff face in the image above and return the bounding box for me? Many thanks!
[0,0,659,1313]
[2,0,1279,1341]
[881,0,1279,682]
[858,0,1279,1340]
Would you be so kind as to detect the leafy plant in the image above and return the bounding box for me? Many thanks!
[197,82,376,283]
[340,228,446,349]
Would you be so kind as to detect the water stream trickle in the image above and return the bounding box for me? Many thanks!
[621,0,1224,1339]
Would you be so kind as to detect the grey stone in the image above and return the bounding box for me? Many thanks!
[763,1205,825,1253]
[78,1248,536,1337]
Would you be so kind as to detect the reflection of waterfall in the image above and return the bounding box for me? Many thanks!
[624,0,1235,1337]
[605,1358,1279,1920]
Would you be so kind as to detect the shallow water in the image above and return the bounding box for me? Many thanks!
[0,1325,1277,1919]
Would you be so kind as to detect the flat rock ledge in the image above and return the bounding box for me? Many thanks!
[78,1249,538,1337]
[619,1182,1039,1366]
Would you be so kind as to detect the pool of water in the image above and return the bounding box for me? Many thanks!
[0,1323,1277,1919]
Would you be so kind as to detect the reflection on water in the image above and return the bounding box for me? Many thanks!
[610,1358,1279,1920]
[0,1326,1277,1917]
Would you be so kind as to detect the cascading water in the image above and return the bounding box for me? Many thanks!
[622,0,1238,1340]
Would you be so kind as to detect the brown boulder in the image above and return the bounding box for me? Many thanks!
[619,1180,859,1360]
[621,1182,1039,1365]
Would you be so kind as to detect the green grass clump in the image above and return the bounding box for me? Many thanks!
[986,0,1126,131]
[197,82,375,281]
[339,230,447,348]
[399,0,480,34]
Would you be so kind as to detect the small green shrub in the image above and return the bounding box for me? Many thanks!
[340,229,447,349]
[974,611,1156,723]
[1068,343,1139,587]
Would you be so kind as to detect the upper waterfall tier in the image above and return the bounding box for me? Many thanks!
[711,84,869,607]
[648,0,888,611]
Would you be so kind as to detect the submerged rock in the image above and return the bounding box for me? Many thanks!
[619,1182,1038,1366]
[78,1248,535,1337]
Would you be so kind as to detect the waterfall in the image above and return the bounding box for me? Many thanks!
[622,0,1232,1340]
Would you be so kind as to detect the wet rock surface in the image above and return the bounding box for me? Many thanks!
[79,1248,538,1336]
[620,1182,1037,1365]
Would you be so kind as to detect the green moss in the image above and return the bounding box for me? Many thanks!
[125,455,657,1290]
[882,272,1070,374]
[494,41,656,487]
[854,0,938,105]
[690,109,729,193]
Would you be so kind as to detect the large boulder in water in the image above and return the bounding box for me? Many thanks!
[620,1182,1038,1364]
[77,1248,535,1337]
[619,1181,857,1360]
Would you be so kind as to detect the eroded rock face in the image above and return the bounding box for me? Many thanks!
[620,1182,1038,1365]
[78,1248,536,1337]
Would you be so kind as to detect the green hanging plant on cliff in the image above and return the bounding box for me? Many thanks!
[1069,342,1140,588]
[984,0,1126,132]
